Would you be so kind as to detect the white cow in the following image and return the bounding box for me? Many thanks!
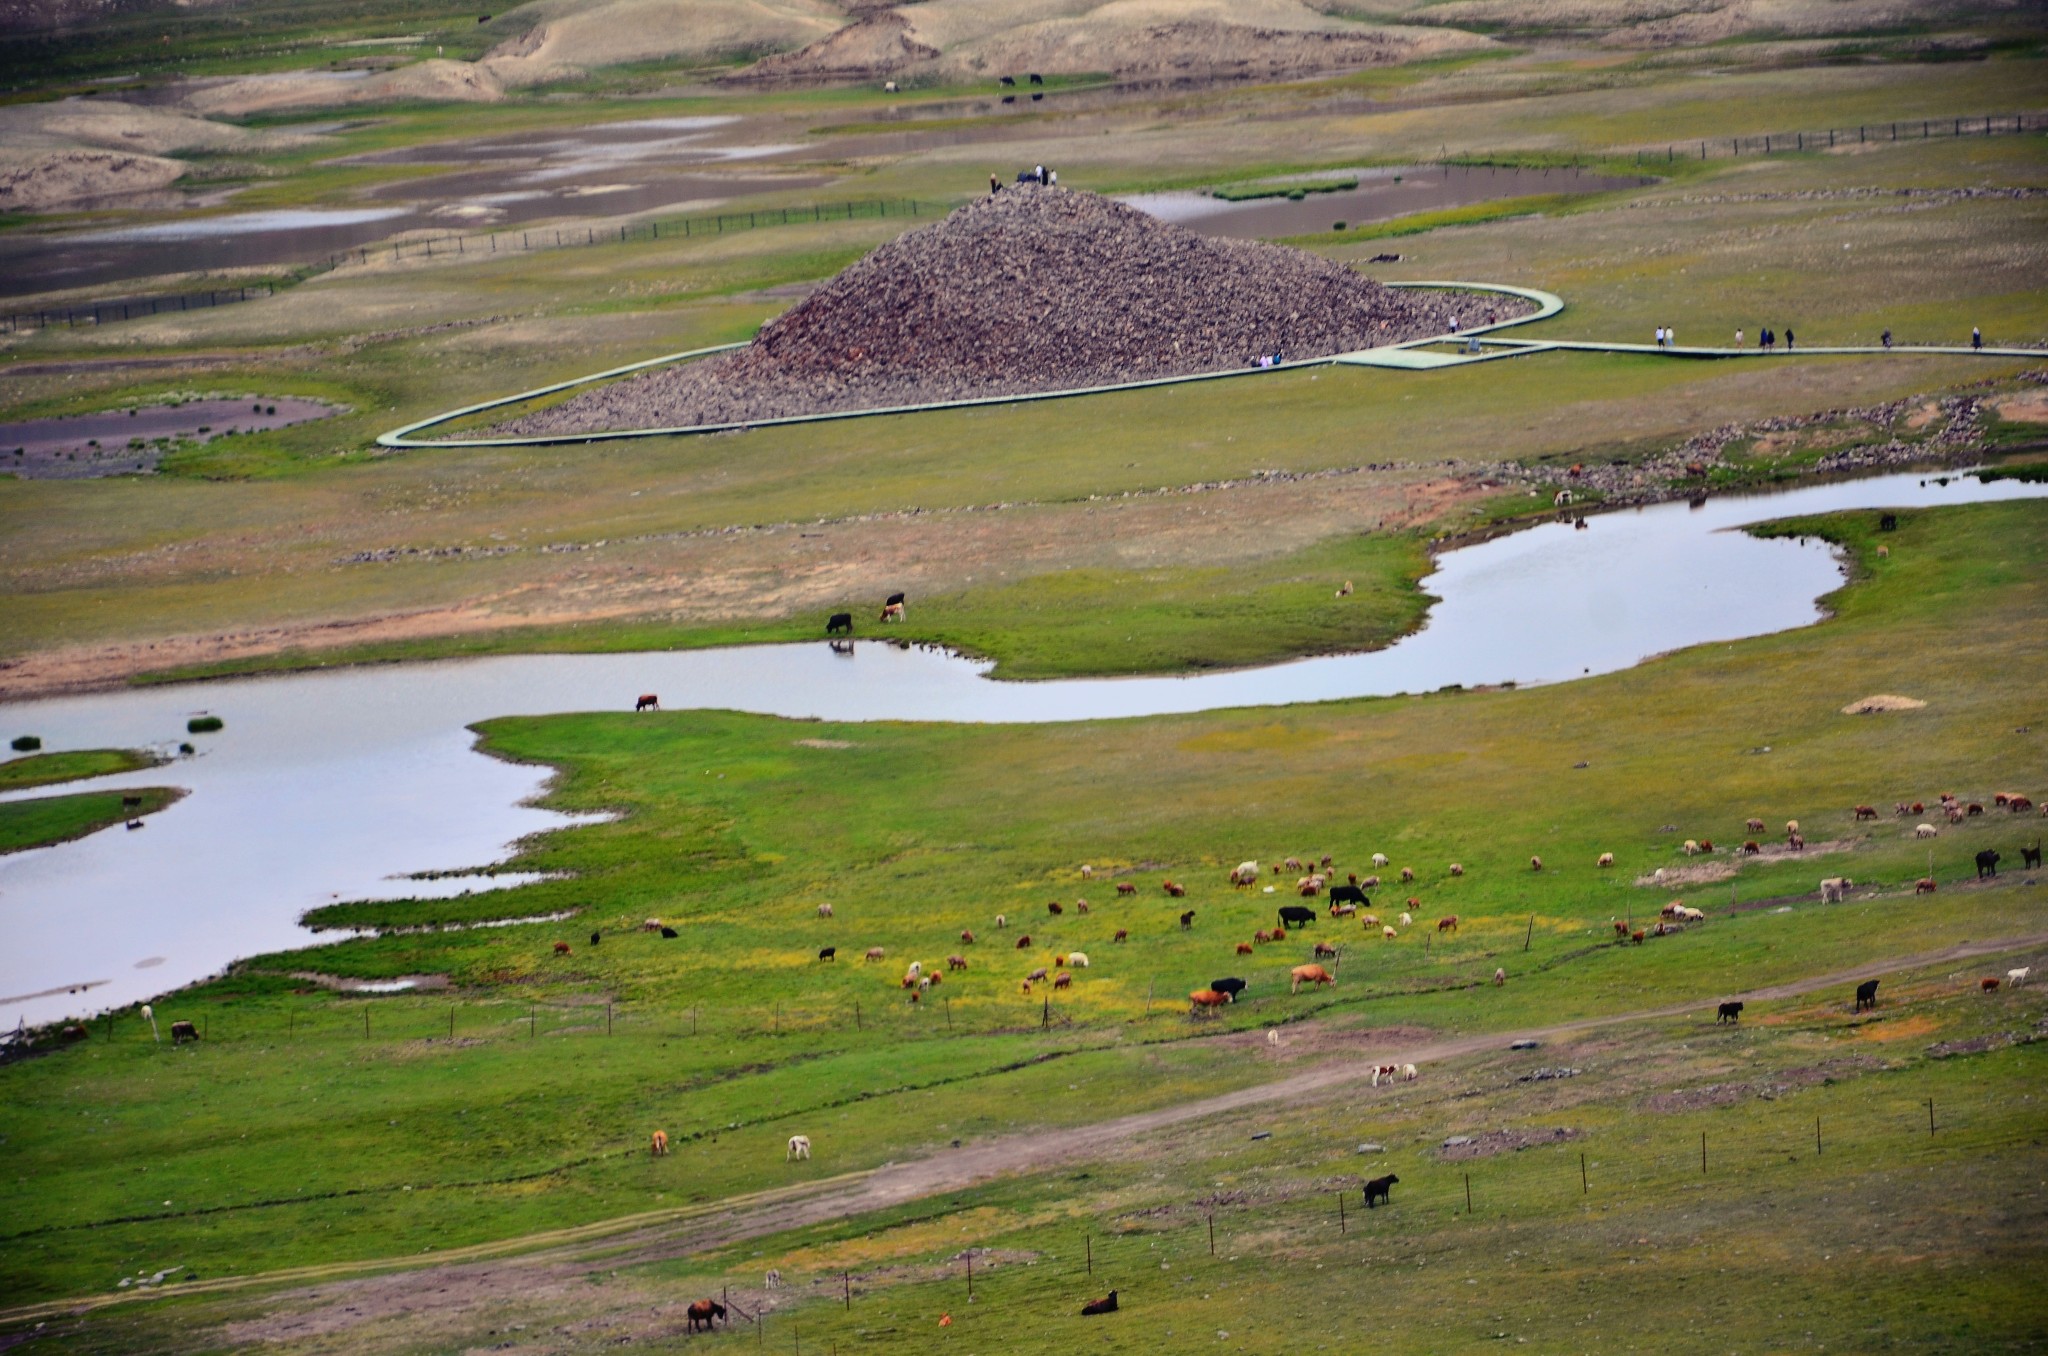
[1066,952,1090,968]
[1372,853,1389,869]
[1819,877,1850,904]
[787,1135,812,1161]
[2008,967,2031,988]
[1915,823,1938,839]
[1231,861,1262,888]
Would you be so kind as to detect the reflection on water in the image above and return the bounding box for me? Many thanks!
[2,469,2042,1028]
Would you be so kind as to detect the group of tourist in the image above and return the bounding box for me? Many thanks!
[990,165,1058,194]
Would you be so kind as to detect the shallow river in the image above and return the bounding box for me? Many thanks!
[3,469,2043,1028]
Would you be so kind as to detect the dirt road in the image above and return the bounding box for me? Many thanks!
[8,929,2041,1339]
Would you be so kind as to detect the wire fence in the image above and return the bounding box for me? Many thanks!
[0,283,286,337]
[1631,110,2044,164]
[645,1094,2036,1351]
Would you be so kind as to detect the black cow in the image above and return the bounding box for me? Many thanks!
[1278,905,1318,929]
[170,1020,199,1044]
[1854,979,1879,1012]
[1975,849,2001,879]
[818,946,837,961]
[660,926,678,939]
[2023,845,2042,869]
[1080,1290,1118,1315]
[998,75,1015,87]
[1028,72,1044,85]
[1328,884,1369,908]
[1363,1173,1398,1208]
[1879,513,1897,531]
[590,930,601,946]
[1209,977,1248,1000]
[826,612,853,635]
[1716,1001,1744,1024]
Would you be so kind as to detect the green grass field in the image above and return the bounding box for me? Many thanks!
[0,748,161,792]
[3,23,2047,1351]
[2,499,2042,1347]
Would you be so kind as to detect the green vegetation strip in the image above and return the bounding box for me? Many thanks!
[0,748,160,793]
[0,787,181,855]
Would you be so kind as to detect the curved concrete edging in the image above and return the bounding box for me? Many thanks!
[373,281,1562,449]
[377,279,2041,448]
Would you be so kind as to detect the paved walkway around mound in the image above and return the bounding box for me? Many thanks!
[8,927,2042,1331]
[377,279,2044,449]
[376,280,2039,450]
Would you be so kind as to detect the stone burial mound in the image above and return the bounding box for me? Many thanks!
[499,185,1520,437]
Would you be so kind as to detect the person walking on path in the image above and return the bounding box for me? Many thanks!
[1785,328,1795,351]
[1735,328,1743,349]
[1654,326,1664,347]
[1665,325,1675,349]
[1882,329,1892,350]
[1973,326,1983,350]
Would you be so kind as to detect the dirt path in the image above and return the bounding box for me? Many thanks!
[8,929,2042,1337]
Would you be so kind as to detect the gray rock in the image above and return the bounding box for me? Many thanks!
[500,185,1530,437]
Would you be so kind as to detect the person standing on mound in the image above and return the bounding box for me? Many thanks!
[1784,328,1794,351]
[1735,328,1743,348]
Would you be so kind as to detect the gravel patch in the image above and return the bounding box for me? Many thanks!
[497,184,1526,436]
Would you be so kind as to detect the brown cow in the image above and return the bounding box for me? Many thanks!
[1915,877,1938,894]
[553,941,571,955]
[1291,964,1334,994]
[947,954,968,971]
[1313,940,1338,958]
[865,946,886,962]
[1163,880,1187,898]
[1237,942,1255,955]
[961,929,975,944]
[1053,971,1073,990]
[1113,928,1129,942]
[685,1300,726,1332]
[1437,915,1459,933]
[1116,882,1138,896]
[1854,805,1879,820]
[1015,934,1033,948]
[635,694,659,711]
[1981,977,2001,992]
[1081,1290,1120,1316]
[1189,988,1232,1013]
[650,1130,669,1156]
[1047,901,1064,915]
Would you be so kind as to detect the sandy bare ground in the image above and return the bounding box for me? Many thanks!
[10,929,2041,1341]
[0,469,1476,701]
